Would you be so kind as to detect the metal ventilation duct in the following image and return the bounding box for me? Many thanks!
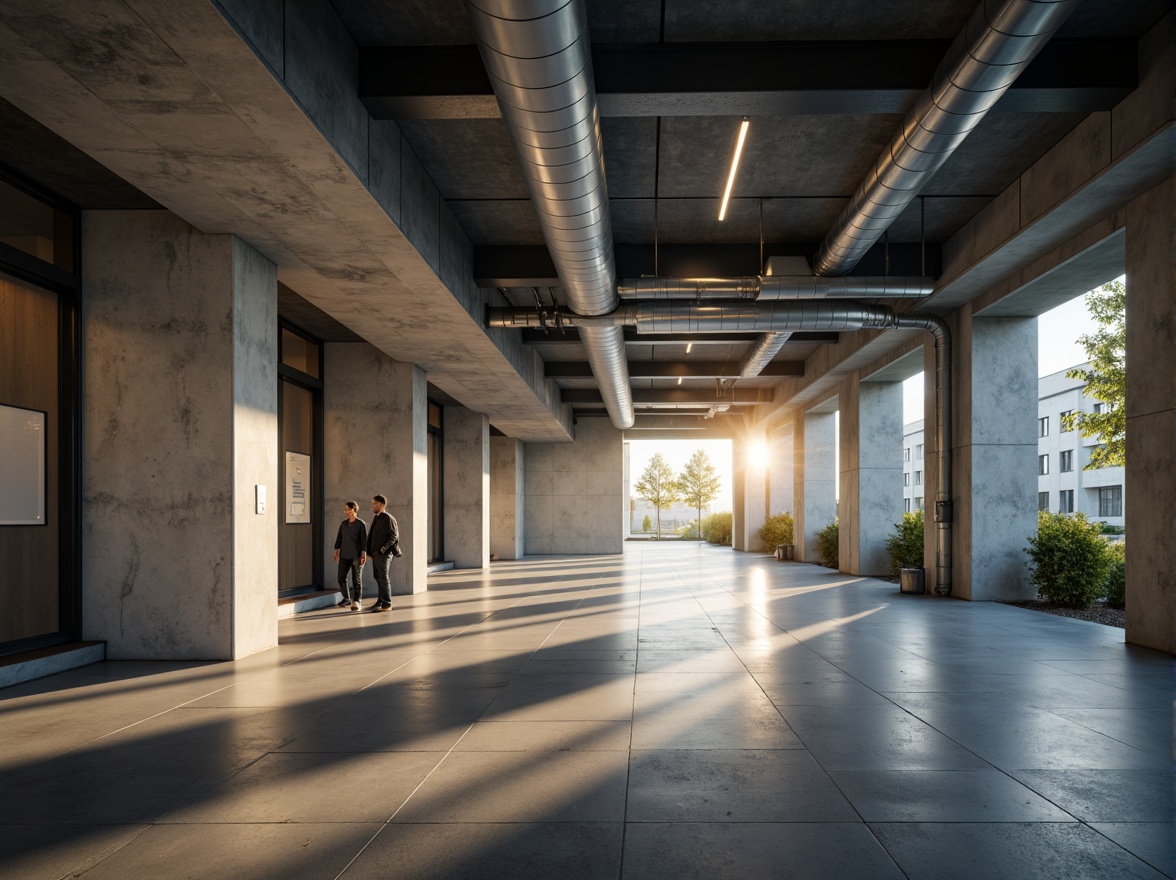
[488,301,954,594]
[489,301,895,333]
[618,276,934,300]
[813,0,1079,276]
[740,332,792,377]
[465,0,634,429]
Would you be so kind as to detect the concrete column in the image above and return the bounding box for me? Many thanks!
[731,446,746,550]
[1124,178,1175,652]
[82,211,277,660]
[840,379,903,575]
[769,424,795,519]
[524,419,623,554]
[443,406,489,569]
[793,410,837,564]
[733,436,768,552]
[945,309,1038,601]
[324,347,426,595]
[490,437,525,560]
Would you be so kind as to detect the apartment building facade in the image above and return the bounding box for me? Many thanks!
[903,365,1125,526]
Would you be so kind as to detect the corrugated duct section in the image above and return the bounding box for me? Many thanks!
[813,0,1080,276]
[465,0,634,429]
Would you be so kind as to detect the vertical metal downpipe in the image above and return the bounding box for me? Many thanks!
[894,315,952,595]
[465,0,634,429]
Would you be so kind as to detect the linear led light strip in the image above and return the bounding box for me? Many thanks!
[718,118,750,221]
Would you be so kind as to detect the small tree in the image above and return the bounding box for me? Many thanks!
[677,449,722,537]
[1063,280,1125,469]
[817,519,840,568]
[886,510,925,575]
[759,512,794,550]
[1025,511,1113,608]
[635,452,680,539]
[641,514,652,535]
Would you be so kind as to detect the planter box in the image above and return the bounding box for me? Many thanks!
[774,544,795,561]
[900,567,926,594]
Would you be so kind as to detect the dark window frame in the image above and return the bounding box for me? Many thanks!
[0,164,81,657]
[277,319,325,595]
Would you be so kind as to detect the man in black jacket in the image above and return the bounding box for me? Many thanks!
[333,501,367,611]
[366,494,399,612]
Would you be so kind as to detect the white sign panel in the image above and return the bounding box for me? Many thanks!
[0,403,46,526]
[285,451,311,524]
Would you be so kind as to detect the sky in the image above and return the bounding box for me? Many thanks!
[630,282,1110,503]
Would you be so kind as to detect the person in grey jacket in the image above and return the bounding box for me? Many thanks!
[333,501,367,611]
[366,494,399,612]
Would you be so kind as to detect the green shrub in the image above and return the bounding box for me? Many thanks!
[1025,511,1114,608]
[677,520,701,540]
[816,518,839,568]
[641,515,651,534]
[758,512,795,549]
[1097,522,1125,535]
[886,510,924,574]
[1103,541,1126,609]
[701,512,733,545]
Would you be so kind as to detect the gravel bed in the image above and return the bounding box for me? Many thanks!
[1000,599,1125,629]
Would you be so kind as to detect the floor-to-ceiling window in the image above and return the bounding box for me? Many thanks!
[427,400,443,563]
[278,323,324,594]
[0,173,80,655]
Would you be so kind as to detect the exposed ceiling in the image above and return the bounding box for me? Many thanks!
[0,0,1163,434]
[334,0,1160,427]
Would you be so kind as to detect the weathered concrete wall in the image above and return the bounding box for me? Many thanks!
[1124,178,1175,653]
[443,406,489,569]
[490,437,525,560]
[840,380,903,576]
[950,312,1039,601]
[207,0,572,441]
[794,410,837,564]
[82,211,278,659]
[324,345,426,595]
[524,420,623,554]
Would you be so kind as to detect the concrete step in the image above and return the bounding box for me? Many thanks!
[277,590,343,618]
[0,641,106,689]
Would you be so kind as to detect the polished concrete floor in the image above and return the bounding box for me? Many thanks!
[2,542,1173,879]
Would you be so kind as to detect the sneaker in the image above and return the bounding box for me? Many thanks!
[368,603,381,612]
[350,601,360,611]
[372,604,390,613]
[336,598,350,608]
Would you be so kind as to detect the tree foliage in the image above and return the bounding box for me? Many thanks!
[677,449,722,536]
[635,452,680,538]
[1063,280,1125,469]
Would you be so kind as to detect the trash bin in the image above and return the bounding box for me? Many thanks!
[899,567,925,594]
[775,544,795,561]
